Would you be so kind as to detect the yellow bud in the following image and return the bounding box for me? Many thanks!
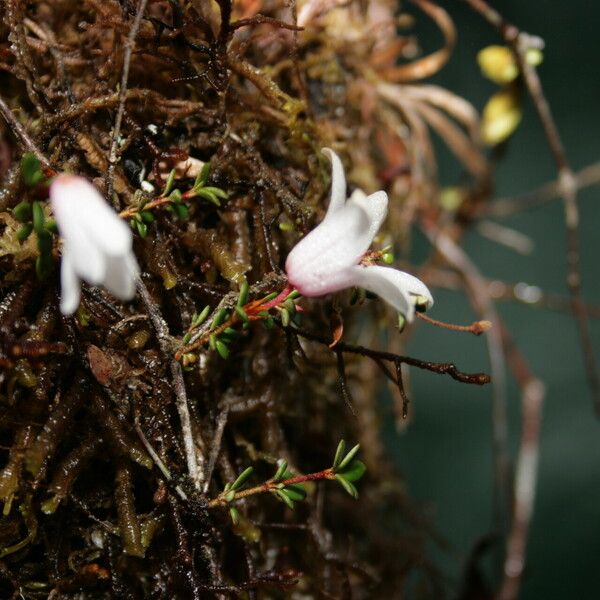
[477,45,519,84]
[439,187,463,212]
[478,45,544,85]
[525,47,544,68]
[481,87,523,146]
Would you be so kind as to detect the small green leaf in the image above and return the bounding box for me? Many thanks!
[44,218,58,234]
[281,308,290,327]
[209,334,217,350]
[337,460,366,483]
[235,306,249,323]
[263,317,274,330]
[283,299,296,315]
[163,169,176,195]
[195,162,210,187]
[215,339,229,359]
[202,186,228,199]
[35,254,52,280]
[282,484,306,502]
[231,467,254,491]
[192,305,211,327]
[16,223,33,242]
[332,440,346,469]
[211,308,228,329]
[224,490,236,503]
[273,460,288,482]
[275,489,295,510]
[336,443,360,471]
[263,292,278,302]
[136,221,148,238]
[237,280,249,307]
[20,153,44,186]
[13,202,32,223]
[37,229,53,256]
[382,252,394,264]
[140,210,155,223]
[173,203,189,220]
[229,507,240,525]
[335,474,358,499]
[285,290,300,301]
[196,189,221,207]
[220,328,238,344]
[32,201,45,234]
[169,189,182,203]
[182,332,192,345]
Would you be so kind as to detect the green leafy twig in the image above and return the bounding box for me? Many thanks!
[119,163,227,237]
[208,441,366,524]
[176,283,301,362]
[13,153,56,279]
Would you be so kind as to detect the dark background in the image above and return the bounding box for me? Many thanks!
[391,2,600,597]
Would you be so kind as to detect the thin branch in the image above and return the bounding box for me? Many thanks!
[289,324,490,386]
[496,326,545,600]
[423,224,510,535]
[416,311,492,335]
[133,420,188,501]
[0,96,53,171]
[461,0,600,416]
[480,161,600,218]
[136,279,201,488]
[106,0,149,203]
[335,350,356,415]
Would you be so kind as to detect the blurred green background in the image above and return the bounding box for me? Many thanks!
[392,1,600,597]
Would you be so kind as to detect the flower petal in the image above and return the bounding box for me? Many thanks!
[286,201,376,296]
[50,175,132,256]
[348,265,433,320]
[321,148,347,220]
[59,252,81,315]
[103,252,139,301]
[347,189,388,242]
[64,228,106,285]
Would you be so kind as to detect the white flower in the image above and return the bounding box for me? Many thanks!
[285,149,433,321]
[50,175,140,315]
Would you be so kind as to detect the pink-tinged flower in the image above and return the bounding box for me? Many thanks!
[50,175,139,315]
[285,149,433,321]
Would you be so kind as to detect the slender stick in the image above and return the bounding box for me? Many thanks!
[496,325,545,600]
[480,161,600,218]
[136,280,201,488]
[461,0,600,416]
[106,0,149,202]
[0,96,53,172]
[423,225,510,534]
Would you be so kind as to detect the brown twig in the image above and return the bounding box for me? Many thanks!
[289,324,490,386]
[416,311,492,335]
[0,96,53,172]
[136,279,201,488]
[480,161,600,218]
[106,0,149,203]
[423,224,510,534]
[461,0,600,416]
[496,325,545,600]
